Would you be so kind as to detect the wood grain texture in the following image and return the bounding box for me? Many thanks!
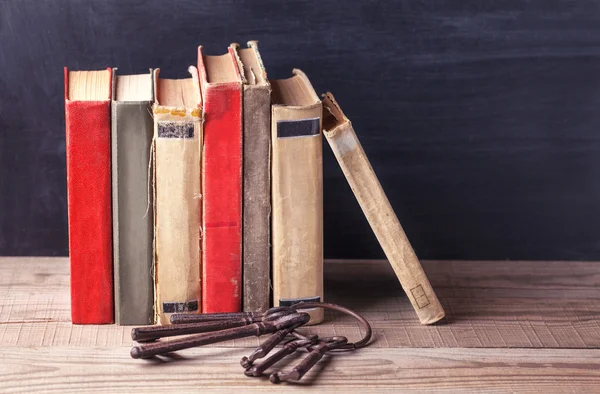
[1,258,599,349]
[2,258,600,391]
[2,1,600,260]
[1,347,599,393]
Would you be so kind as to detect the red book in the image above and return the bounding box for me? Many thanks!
[198,47,243,312]
[64,68,114,324]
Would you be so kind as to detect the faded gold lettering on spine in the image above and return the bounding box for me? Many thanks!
[153,107,188,117]
[154,107,170,115]
[170,109,186,117]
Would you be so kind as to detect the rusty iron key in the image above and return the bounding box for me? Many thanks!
[170,311,261,324]
[130,301,374,386]
[241,328,320,368]
[133,308,298,342]
[269,336,348,383]
[130,312,310,359]
[170,307,294,325]
[240,327,294,368]
[240,327,304,368]
[132,318,256,342]
[244,336,318,377]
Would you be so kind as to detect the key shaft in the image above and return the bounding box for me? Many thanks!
[241,327,294,368]
[245,338,315,377]
[170,312,260,324]
[132,318,253,342]
[131,313,310,359]
[270,336,348,383]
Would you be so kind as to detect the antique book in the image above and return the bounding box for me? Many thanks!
[64,68,114,324]
[230,41,272,313]
[153,67,202,325]
[270,69,323,324]
[198,46,243,313]
[322,92,445,325]
[111,69,155,325]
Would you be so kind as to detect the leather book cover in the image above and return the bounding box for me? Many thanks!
[111,69,155,325]
[270,69,323,324]
[198,46,243,313]
[153,67,203,325]
[64,67,114,324]
[230,41,272,313]
[322,92,445,325]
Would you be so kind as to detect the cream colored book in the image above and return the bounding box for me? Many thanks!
[322,92,445,325]
[153,67,202,325]
[270,69,323,324]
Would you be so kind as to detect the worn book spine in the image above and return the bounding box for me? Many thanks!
[153,69,202,325]
[111,69,155,325]
[322,92,445,325]
[64,67,114,324]
[198,47,243,313]
[231,42,272,313]
[271,72,324,324]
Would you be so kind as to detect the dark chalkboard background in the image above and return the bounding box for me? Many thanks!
[1,0,599,260]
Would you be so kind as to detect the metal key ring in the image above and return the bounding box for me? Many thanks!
[289,301,372,350]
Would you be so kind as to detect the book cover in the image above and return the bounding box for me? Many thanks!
[153,67,203,325]
[322,92,445,325]
[64,67,114,324]
[270,69,323,324]
[198,46,243,313]
[230,41,272,313]
[111,69,155,325]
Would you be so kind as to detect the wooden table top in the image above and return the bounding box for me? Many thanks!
[1,257,599,392]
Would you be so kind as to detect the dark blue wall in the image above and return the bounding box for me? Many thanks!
[1,0,600,260]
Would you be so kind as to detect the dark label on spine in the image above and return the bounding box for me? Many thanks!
[158,122,194,138]
[162,300,199,313]
[277,118,320,138]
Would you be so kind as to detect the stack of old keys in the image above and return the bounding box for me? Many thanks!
[130,302,372,384]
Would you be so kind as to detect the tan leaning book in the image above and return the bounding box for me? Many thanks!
[270,69,323,324]
[322,92,445,325]
[153,67,202,325]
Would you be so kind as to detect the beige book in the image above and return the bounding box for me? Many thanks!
[322,92,445,325]
[270,69,323,324]
[153,67,203,325]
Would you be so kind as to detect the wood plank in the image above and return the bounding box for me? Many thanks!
[327,259,600,299]
[1,258,599,348]
[1,347,599,393]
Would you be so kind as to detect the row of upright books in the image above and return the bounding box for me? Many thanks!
[65,41,445,326]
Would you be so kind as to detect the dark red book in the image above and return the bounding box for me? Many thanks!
[198,47,243,312]
[64,67,114,324]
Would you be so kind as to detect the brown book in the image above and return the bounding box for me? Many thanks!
[270,70,323,324]
[230,41,272,313]
[153,67,203,324]
[322,92,445,325]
